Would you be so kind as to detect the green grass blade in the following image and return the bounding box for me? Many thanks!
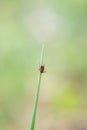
[40,44,44,65]
[30,44,45,130]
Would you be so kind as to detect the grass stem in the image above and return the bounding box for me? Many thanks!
[30,44,45,130]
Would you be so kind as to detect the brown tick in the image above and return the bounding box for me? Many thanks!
[39,65,45,73]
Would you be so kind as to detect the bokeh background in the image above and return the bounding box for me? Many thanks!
[0,0,87,130]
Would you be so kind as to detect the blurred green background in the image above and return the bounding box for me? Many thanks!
[0,0,87,130]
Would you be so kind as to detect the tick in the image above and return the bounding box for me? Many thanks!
[39,65,45,73]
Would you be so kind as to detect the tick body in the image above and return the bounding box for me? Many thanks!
[39,65,45,73]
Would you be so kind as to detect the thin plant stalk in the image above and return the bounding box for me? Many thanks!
[30,44,45,130]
